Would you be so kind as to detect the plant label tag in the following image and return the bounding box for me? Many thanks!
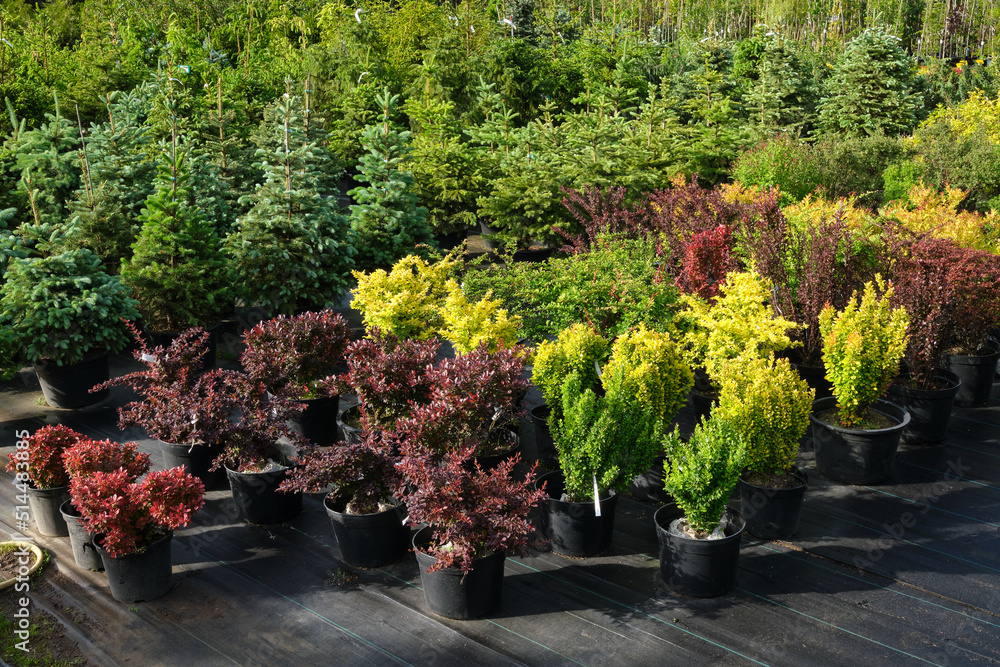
[592,473,601,517]
[141,353,157,363]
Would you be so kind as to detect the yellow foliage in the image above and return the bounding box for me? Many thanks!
[438,280,522,354]
[918,90,1000,145]
[601,325,693,425]
[880,183,998,252]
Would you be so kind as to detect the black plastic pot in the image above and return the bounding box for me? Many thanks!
[535,470,618,558]
[943,347,999,408]
[413,526,506,619]
[887,370,961,444]
[654,503,745,598]
[689,390,715,424]
[26,484,70,536]
[33,351,109,409]
[288,394,340,446]
[226,465,302,524]
[325,494,410,568]
[337,404,363,445]
[738,468,807,540]
[60,501,103,570]
[809,396,910,485]
[474,430,521,471]
[790,360,833,400]
[160,440,228,490]
[434,228,469,252]
[95,532,173,603]
[529,404,559,468]
[145,322,220,371]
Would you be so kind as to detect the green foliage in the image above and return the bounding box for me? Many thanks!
[438,280,521,355]
[463,235,679,341]
[679,269,800,380]
[0,248,138,364]
[662,417,748,536]
[349,88,433,270]
[714,354,813,477]
[732,135,820,205]
[810,133,914,208]
[819,277,910,427]
[817,27,918,138]
[120,149,232,331]
[227,87,355,316]
[350,252,460,340]
[552,328,688,500]
[531,323,609,417]
[743,32,815,137]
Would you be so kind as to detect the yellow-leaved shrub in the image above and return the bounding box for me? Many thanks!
[438,279,521,354]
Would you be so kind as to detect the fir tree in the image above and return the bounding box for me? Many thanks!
[744,33,814,137]
[119,106,231,331]
[349,89,433,270]
[226,87,355,316]
[817,27,919,138]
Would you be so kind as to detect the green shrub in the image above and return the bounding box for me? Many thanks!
[819,276,909,427]
[531,323,608,418]
[438,280,521,354]
[731,135,820,205]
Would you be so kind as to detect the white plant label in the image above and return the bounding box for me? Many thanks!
[592,473,601,517]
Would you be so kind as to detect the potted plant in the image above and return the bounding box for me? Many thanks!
[0,248,139,407]
[119,148,232,368]
[658,417,749,597]
[279,430,409,568]
[934,243,1000,407]
[530,323,610,467]
[212,371,306,524]
[436,280,522,355]
[542,326,693,557]
[397,440,545,619]
[61,438,151,570]
[93,325,239,489]
[5,425,85,536]
[241,309,352,445]
[350,252,460,341]
[70,462,204,603]
[333,331,439,443]
[714,354,814,539]
[811,277,911,484]
[678,270,800,419]
[887,238,963,443]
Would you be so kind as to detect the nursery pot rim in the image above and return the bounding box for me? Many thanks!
[411,525,503,569]
[738,465,808,492]
[653,502,746,542]
[535,469,616,504]
[92,530,172,560]
[324,492,403,517]
[0,541,44,590]
[808,396,911,435]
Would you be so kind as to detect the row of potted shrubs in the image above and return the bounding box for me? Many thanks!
[10,240,997,612]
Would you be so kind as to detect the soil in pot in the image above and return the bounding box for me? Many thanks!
[809,396,909,485]
[94,532,173,603]
[26,484,70,537]
[886,370,961,445]
[226,462,302,524]
[943,346,999,408]
[325,495,409,569]
[59,501,103,571]
[654,503,745,598]
[535,470,618,558]
[33,352,109,409]
[738,468,807,540]
[413,526,506,620]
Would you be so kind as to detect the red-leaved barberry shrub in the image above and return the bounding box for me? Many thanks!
[5,425,85,489]
[279,429,402,515]
[939,243,1000,354]
[890,238,955,388]
[396,440,545,574]
[674,225,737,301]
[70,466,204,558]
[241,309,351,398]
[557,185,650,255]
[62,438,151,481]
[332,330,438,430]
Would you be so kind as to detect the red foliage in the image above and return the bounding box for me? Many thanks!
[557,185,649,254]
[5,425,85,489]
[63,438,151,480]
[70,466,204,558]
[241,309,351,398]
[674,225,736,301]
[396,441,544,575]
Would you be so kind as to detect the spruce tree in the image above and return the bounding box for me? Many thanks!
[119,110,231,331]
[349,89,433,270]
[744,33,814,137]
[226,85,355,316]
[817,27,919,138]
